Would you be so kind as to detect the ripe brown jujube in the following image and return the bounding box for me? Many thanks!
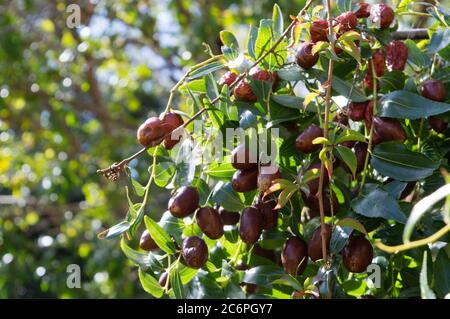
[354,142,368,174]
[302,190,339,217]
[168,186,200,218]
[139,229,159,251]
[281,237,308,275]
[159,271,169,288]
[420,79,446,102]
[295,125,323,153]
[429,117,448,133]
[337,11,358,33]
[251,69,278,90]
[295,42,319,69]
[196,206,224,239]
[162,112,184,150]
[182,236,208,269]
[342,235,373,273]
[233,80,257,102]
[219,71,238,86]
[253,244,277,263]
[231,144,258,170]
[369,50,385,77]
[308,224,332,262]
[348,101,368,121]
[137,117,166,147]
[232,168,258,193]
[257,199,278,230]
[218,207,240,225]
[370,3,395,29]
[386,40,408,71]
[258,165,281,192]
[355,2,371,18]
[239,207,263,245]
[373,117,406,143]
[310,20,329,42]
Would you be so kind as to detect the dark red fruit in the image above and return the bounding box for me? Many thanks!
[253,244,277,262]
[295,125,323,153]
[159,271,169,288]
[168,186,200,218]
[258,165,281,192]
[364,100,374,128]
[162,112,184,150]
[257,199,278,230]
[308,224,332,262]
[302,190,339,217]
[348,101,368,121]
[364,72,380,92]
[218,207,240,225]
[181,236,208,269]
[386,40,408,71]
[341,141,356,148]
[232,168,258,193]
[196,206,224,239]
[337,11,358,33]
[310,20,329,42]
[281,237,308,275]
[219,71,238,86]
[354,142,368,174]
[139,229,159,251]
[369,50,385,77]
[420,79,446,102]
[373,117,406,143]
[231,144,258,170]
[342,235,373,273]
[239,207,263,244]
[251,69,278,90]
[295,42,319,69]
[137,117,166,147]
[233,80,257,102]
[333,112,349,126]
[355,3,371,18]
[370,4,395,29]
[304,162,329,194]
[429,117,448,133]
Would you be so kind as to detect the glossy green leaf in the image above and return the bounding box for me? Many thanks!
[97,221,130,240]
[335,129,366,144]
[188,60,226,80]
[272,4,283,38]
[205,162,235,178]
[428,28,450,54]
[405,39,431,68]
[242,265,286,285]
[144,216,177,254]
[420,251,436,299]
[210,181,246,212]
[335,145,357,176]
[138,269,164,298]
[120,239,163,270]
[170,266,186,299]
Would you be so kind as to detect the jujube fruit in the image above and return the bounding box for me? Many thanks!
[354,142,368,174]
[302,190,339,217]
[139,229,159,251]
[370,4,394,29]
[232,168,258,193]
[196,206,224,239]
[342,235,373,273]
[257,199,278,230]
[369,50,385,77]
[281,237,308,275]
[162,112,184,150]
[355,3,371,18]
[231,144,258,170]
[219,71,238,86]
[310,20,329,42]
[308,224,332,262]
[386,40,408,71]
[373,117,406,143]
[250,69,278,90]
[428,117,448,133]
[253,243,277,263]
[159,271,169,288]
[420,79,446,102]
[233,80,257,102]
[258,165,281,192]
[218,207,240,225]
[168,186,200,218]
[295,42,319,69]
[137,117,166,147]
[337,11,358,33]
[348,101,368,121]
[239,206,263,244]
[295,125,323,153]
[182,236,208,269]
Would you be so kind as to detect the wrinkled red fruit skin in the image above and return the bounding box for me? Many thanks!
[342,235,373,273]
[219,71,238,86]
[137,117,166,147]
[355,3,371,18]
[373,117,407,143]
[310,20,329,42]
[364,73,380,92]
[218,207,240,225]
[139,229,159,251]
[364,100,374,128]
[354,142,368,174]
[337,11,358,33]
[281,237,308,275]
[231,144,258,170]
[257,199,278,230]
[370,50,385,77]
[305,162,329,194]
[233,80,257,102]
[162,112,184,150]
[420,79,446,102]
[308,224,332,262]
[386,40,408,71]
[182,236,208,269]
[429,117,448,133]
[295,125,323,153]
[232,168,258,193]
[348,101,368,121]
[251,69,278,90]
[295,42,319,69]
[239,207,263,245]
[196,206,224,240]
[370,4,395,29]
[258,165,281,192]
[168,186,200,218]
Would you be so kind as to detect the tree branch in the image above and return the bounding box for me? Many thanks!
[392,29,429,40]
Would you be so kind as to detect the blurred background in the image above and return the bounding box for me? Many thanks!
[0,0,443,298]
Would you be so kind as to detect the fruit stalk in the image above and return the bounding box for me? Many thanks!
[316,0,335,268]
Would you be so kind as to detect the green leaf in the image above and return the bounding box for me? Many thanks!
[335,129,366,144]
[351,185,407,223]
[405,39,431,68]
[138,269,164,298]
[271,95,304,109]
[188,60,226,80]
[220,31,240,61]
[378,90,450,119]
[144,216,177,254]
[336,217,368,235]
[210,181,246,212]
[272,4,283,38]
[170,266,186,299]
[180,79,206,94]
[205,162,236,179]
[179,265,198,284]
[277,65,307,81]
[336,0,353,13]
[380,71,405,93]
[242,265,286,285]
[247,25,259,60]
[97,221,130,240]
[330,226,352,254]
[420,251,436,299]
[120,239,163,270]
[313,70,368,102]
[371,142,439,181]
[255,19,286,68]
[335,145,357,176]
[205,74,220,102]
[154,161,175,187]
[131,179,145,197]
[428,28,450,54]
